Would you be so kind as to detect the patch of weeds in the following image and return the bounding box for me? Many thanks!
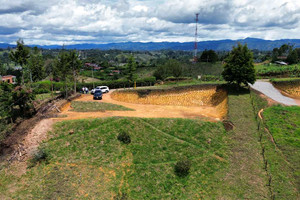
[113,192,128,200]
[137,89,151,98]
[174,158,191,177]
[222,120,234,131]
[117,131,131,144]
[28,148,50,168]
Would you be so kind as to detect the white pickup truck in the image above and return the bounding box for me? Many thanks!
[91,86,110,94]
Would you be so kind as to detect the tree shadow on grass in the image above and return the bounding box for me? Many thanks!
[223,84,250,96]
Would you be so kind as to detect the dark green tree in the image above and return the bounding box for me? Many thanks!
[0,59,6,75]
[0,82,13,136]
[170,59,183,77]
[286,49,298,64]
[68,50,82,93]
[12,86,35,117]
[153,65,168,80]
[28,47,45,82]
[222,43,256,86]
[0,82,13,119]
[9,39,30,85]
[271,48,279,62]
[153,59,182,80]
[200,49,218,63]
[125,55,137,84]
[296,48,300,60]
[55,50,70,97]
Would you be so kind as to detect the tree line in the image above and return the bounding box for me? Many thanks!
[272,44,300,64]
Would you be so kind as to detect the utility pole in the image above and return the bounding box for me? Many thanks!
[194,13,199,62]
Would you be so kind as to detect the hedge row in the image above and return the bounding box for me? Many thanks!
[200,75,224,82]
[32,77,156,93]
[270,77,300,84]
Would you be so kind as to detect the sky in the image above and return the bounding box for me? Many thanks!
[0,0,299,45]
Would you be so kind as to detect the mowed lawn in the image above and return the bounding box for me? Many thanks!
[263,105,300,191]
[0,117,229,199]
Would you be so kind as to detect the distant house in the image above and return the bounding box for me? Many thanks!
[112,70,120,74]
[277,56,287,60]
[108,70,121,76]
[84,63,102,71]
[0,75,16,84]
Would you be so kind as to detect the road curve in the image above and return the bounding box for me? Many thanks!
[250,80,298,106]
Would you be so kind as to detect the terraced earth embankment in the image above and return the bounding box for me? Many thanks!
[58,85,228,121]
[271,78,300,98]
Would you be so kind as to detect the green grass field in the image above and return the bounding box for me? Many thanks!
[223,89,270,199]
[263,106,300,191]
[250,90,299,199]
[255,64,300,77]
[0,117,229,199]
[70,101,134,112]
[1,83,300,199]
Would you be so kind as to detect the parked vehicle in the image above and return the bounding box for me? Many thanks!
[91,86,109,94]
[99,86,109,93]
[93,89,103,100]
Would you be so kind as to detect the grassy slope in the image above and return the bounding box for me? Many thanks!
[250,90,299,199]
[263,105,300,191]
[70,101,134,112]
[0,117,229,199]
[221,89,269,199]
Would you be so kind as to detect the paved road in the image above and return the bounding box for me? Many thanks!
[250,80,298,105]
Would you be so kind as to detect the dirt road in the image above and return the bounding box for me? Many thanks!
[56,91,223,121]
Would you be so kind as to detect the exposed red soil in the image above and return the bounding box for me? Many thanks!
[55,91,224,122]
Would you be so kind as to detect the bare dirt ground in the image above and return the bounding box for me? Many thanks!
[0,96,74,176]
[7,119,54,176]
[55,91,223,122]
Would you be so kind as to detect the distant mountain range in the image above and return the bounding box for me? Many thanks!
[1,38,300,51]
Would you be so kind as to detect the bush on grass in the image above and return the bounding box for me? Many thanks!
[117,131,131,144]
[174,158,191,177]
[28,148,50,168]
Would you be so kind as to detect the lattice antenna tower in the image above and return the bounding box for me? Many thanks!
[194,13,199,62]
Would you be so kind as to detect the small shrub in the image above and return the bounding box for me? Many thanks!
[117,131,131,144]
[113,192,128,200]
[137,89,151,98]
[28,148,50,168]
[222,120,234,131]
[174,158,191,177]
[33,88,50,94]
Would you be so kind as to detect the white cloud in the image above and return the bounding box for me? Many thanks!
[0,0,299,45]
